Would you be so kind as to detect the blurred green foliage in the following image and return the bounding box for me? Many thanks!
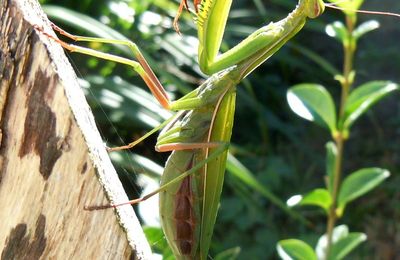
[39,0,400,258]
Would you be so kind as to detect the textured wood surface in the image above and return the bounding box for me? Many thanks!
[0,0,152,259]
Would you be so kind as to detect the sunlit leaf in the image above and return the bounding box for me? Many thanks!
[327,0,364,15]
[353,20,380,39]
[338,168,390,214]
[315,225,348,259]
[325,21,347,42]
[214,247,241,260]
[277,239,317,260]
[287,188,331,213]
[330,232,367,259]
[85,75,171,128]
[44,5,134,55]
[315,225,366,259]
[343,81,398,129]
[143,226,174,259]
[287,84,337,133]
[226,155,308,224]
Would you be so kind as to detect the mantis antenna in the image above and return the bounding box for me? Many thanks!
[325,3,400,18]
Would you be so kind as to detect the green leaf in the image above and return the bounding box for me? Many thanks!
[226,155,308,224]
[315,225,349,259]
[315,226,366,260]
[287,84,337,133]
[214,247,241,260]
[329,233,367,260]
[277,239,317,260]
[326,142,337,195]
[325,21,348,42]
[327,0,364,15]
[84,75,171,127]
[143,226,174,259]
[44,6,135,56]
[338,168,390,212]
[343,81,399,129]
[287,188,332,213]
[353,20,380,39]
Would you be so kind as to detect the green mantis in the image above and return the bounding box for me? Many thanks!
[38,0,325,259]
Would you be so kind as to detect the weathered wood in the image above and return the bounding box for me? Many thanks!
[0,0,152,259]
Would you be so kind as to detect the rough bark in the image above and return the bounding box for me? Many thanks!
[0,0,152,259]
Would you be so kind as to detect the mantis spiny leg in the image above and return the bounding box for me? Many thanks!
[36,23,171,110]
[196,0,325,75]
[173,0,201,34]
[106,113,178,152]
[84,142,229,210]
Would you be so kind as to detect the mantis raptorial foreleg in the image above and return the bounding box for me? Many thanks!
[191,0,324,75]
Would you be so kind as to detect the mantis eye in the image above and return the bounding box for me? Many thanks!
[307,0,325,19]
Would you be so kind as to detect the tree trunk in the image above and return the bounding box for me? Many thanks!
[0,0,152,259]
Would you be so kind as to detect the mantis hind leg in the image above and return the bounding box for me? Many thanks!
[84,142,229,210]
[106,113,179,152]
[35,23,171,109]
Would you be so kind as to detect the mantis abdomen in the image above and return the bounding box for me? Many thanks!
[175,173,197,255]
[159,70,238,259]
[160,151,203,259]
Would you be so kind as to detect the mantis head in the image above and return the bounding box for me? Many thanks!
[303,0,325,19]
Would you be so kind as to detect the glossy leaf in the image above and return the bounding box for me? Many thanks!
[338,168,390,214]
[227,154,308,224]
[327,0,364,15]
[315,225,349,259]
[143,226,174,259]
[277,239,317,260]
[44,5,135,55]
[110,152,163,178]
[343,81,399,129]
[85,76,171,126]
[287,188,332,213]
[214,247,241,260]
[329,232,367,260]
[325,21,347,42]
[287,84,337,133]
[353,20,380,39]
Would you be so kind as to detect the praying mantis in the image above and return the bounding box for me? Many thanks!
[37,0,326,259]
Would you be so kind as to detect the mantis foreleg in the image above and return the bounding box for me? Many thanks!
[196,0,325,75]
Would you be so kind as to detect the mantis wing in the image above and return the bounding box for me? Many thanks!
[159,70,237,260]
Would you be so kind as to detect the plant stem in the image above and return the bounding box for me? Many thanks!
[339,15,356,119]
[325,133,344,259]
[325,14,356,259]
